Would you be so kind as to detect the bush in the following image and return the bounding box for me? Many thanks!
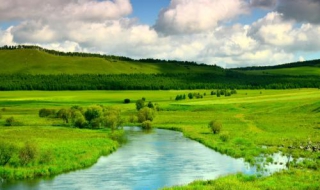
[19,142,38,166]
[39,108,56,118]
[219,132,230,142]
[141,120,152,130]
[129,115,137,123]
[137,107,155,123]
[147,101,154,109]
[208,120,222,134]
[5,116,15,126]
[136,99,145,111]
[0,142,17,166]
[124,99,130,104]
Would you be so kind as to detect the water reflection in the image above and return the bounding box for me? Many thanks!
[3,127,260,190]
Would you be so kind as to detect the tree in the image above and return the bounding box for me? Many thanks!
[84,106,103,123]
[208,120,222,134]
[137,107,155,123]
[124,99,130,104]
[188,93,193,99]
[57,108,71,123]
[136,99,145,111]
[72,110,87,128]
[147,101,154,109]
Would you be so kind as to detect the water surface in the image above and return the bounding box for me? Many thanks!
[2,128,261,190]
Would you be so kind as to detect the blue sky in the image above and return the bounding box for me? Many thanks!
[0,0,319,68]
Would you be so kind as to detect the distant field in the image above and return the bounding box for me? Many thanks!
[0,49,221,75]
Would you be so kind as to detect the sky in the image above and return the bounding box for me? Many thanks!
[0,0,320,68]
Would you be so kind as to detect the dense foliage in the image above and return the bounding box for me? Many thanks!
[0,72,319,91]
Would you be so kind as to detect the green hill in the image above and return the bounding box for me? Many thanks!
[232,59,320,76]
[0,47,223,75]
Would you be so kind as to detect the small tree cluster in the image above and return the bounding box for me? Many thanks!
[39,106,124,130]
[188,92,203,99]
[175,94,186,101]
[216,89,237,97]
[208,120,222,134]
[211,91,217,95]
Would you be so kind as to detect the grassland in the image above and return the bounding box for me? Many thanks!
[0,49,222,75]
[0,89,319,188]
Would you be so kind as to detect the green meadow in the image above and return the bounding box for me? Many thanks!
[0,89,319,188]
[0,49,221,75]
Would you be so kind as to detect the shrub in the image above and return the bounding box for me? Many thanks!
[136,99,145,111]
[188,93,193,99]
[72,110,87,128]
[57,108,71,123]
[5,116,15,126]
[0,142,17,166]
[19,142,38,166]
[137,107,155,123]
[208,120,222,134]
[84,106,103,123]
[141,120,152,130]
[147,101,154,109]
[219,132,230,142]
[129,115,137,123]
[39,108,56,118]
[124,99,130,104]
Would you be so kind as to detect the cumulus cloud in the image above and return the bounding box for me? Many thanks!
[277,0,320,23]
[1,0,319,68]
[154,0,249,35]
[0,0,132,22]
[0,27,15,46]
[250,0,277,9]
[248,12,320,52]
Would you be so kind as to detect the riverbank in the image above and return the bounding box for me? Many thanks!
[0,126,120,181]
[0,89,319,188]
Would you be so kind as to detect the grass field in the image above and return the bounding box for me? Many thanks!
[0,89,319,188]
[0,49,222,75]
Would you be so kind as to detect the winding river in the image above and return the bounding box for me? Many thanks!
[1,127,286,190]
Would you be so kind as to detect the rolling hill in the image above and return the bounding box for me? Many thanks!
[0,47,223,75]
[0,46,319,90]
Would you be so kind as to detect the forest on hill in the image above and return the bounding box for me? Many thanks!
[0,45,319,90]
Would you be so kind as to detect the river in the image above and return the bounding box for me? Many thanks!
[2,127,282,190]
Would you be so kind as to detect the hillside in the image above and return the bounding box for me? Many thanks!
[232,59,320,76]
[0,47,223,75]
[0,46,319,90]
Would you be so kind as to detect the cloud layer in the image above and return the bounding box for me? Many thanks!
[0,0,319,68]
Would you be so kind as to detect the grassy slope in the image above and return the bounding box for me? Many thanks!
[238,66,320,76]
[0,90,319,188]
[0,49,222,75]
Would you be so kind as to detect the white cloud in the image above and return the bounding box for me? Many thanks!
[0,0,132,22]
[154,0,249,35]
[1,0,319,68]
[0,27,15,46]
